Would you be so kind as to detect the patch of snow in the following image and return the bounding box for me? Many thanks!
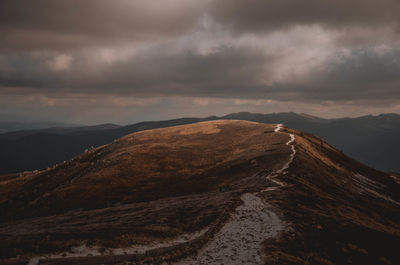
[389,175,400,184]
[27,257,40,265]
[109,228,209,255]
[353,173,382,189]
[27,228,209,265]
[362,187,400,206]
[352,173,400,206]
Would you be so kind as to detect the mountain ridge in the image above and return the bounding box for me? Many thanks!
[1,112,400,174]
[0,120,399,265]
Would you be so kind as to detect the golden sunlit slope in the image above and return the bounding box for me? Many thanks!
[0,120,289,220]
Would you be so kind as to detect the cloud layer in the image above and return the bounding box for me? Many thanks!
[0,0,399,122]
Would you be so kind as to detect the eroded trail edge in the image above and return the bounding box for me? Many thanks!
[175,193,283,265]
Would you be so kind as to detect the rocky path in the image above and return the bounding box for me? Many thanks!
[27,124,296,265]
[175,124,296,264]
[263,131,296,192]
[274,123,283,132]
[175,193,282,265]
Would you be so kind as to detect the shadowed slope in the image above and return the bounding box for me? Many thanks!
[261,128,400,265]
[0,120,399,265]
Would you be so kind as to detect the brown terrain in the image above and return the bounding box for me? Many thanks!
[0,120,399,265]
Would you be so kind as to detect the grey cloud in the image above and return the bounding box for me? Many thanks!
[1,0,400,122]
[1,45,400,104]
[306,49,400,100]
[269,49,400,103]
[0,45,274,97]
[209,0,400,33]
[3,0,400,53]
[0,0,206,51]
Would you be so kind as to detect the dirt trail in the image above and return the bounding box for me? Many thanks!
[28,124,296,265]
[175,193,283,265]
[263,130,296,192]
[175,124,296,264]
[274,123,283,132]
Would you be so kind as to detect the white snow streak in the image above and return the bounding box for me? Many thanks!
[27,229,209,265]
[352,173,400,206]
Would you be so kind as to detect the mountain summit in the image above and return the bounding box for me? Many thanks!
[0,120,399,265]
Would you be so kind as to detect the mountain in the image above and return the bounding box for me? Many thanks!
[0,113,400,174]
[0,118,209,174]
[222,112,400,172]
[0,123,121,141]
[0,120,398,265]
[0,121,78,134]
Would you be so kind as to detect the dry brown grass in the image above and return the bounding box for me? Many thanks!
[262,129,400,265]
[0,120,291,261]
[1,120,399,264]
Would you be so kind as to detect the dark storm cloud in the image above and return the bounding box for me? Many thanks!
[103,47,400,102]
[2,0,400,52]
[1,0,400,121]
[305,49,400,100]
[1,45,400,103]
[0,0,205,51]
[209,0,400,33]
[0,46,275,97]
[265,48,400,103]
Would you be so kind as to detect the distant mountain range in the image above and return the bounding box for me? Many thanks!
[0,121,78,134]
[0,112,399,174]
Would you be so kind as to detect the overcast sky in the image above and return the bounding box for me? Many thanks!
[1,0,400,124]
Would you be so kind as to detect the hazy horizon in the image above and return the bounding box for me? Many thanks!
[1,111,399,127]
